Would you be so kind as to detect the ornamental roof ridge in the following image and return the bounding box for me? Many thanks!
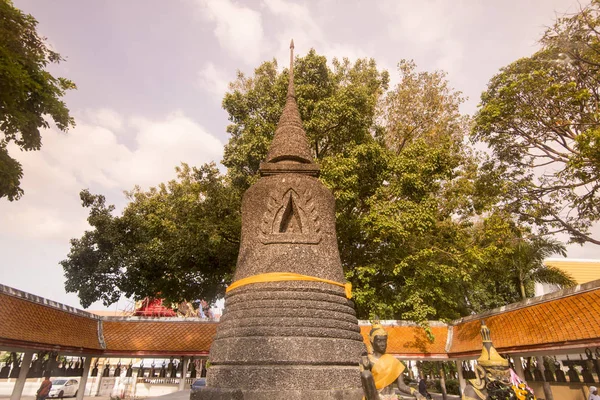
[0,283,100,320]
[101,316,219,322]
[450,278,600,325]
[357,320,449,327]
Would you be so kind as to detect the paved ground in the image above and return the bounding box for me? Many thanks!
[0,391,191,400]
[152,389,190,399]
[1,389,460,400]
[400,394,460,400]
[0,397,114,400]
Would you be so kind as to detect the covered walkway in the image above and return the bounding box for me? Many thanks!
[1,280,599,399]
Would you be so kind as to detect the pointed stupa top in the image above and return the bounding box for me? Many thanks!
[262,40,315,167]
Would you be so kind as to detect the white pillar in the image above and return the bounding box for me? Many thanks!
[76,356,92,400]
[90,358,102,396]
[178,357,189,391]
[10,351,33,400]
[513,356,527,382]
[455,360,466,396]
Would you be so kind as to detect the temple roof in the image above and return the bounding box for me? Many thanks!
[0,288,102,353]
[102,318,216,356]
[449,281,600,356]
[261,40,317,173]
[1,281,599,358]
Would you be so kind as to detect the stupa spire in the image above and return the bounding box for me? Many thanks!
[261,39,316,171]
[288,39,295,98]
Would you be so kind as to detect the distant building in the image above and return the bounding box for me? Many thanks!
[535,258,600,296]
[88,310,131,317]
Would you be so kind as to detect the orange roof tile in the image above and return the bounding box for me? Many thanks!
[450,288,600,356]
[359,323,449,357]
[1,283,598,358]
[0,292,101,351]
[102,319,216,355]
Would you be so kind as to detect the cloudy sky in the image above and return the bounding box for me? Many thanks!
[1,0,596,311]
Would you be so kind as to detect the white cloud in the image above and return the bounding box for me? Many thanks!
[262,0,368,68]
[196,0,264,65]
[121,112,223,188]
[197,62,232,101]
[82,108,124,132]
[0,110,224,241]
[378,0,473,77]
[263,0,319,33]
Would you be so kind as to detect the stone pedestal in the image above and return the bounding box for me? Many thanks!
[193,387,364,400]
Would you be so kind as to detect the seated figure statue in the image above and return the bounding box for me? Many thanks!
[463,320,535,400]
[361,320,425,400]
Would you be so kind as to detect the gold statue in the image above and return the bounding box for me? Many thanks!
[462,320,535,400]
[361,320,425,400]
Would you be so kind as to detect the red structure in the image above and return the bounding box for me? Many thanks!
[133,298,176,317]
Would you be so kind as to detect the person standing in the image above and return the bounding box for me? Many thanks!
[589,386,600,400]
[36,375,52,400]
[419,376,431,399]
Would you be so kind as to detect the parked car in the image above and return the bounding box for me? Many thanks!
[48,378,79,398]
[190,378,207,392]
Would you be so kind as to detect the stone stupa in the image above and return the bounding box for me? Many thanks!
[193,40,365,400]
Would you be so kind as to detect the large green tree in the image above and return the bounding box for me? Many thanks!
[61,164,240,308]
[0,0,76,201]
[465,212,574,312]
[472,0,600,245]
[63,51,568,321]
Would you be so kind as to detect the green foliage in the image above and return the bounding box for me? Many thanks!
[465,213,574,310]
[0,0,76,200]
[472,0,600,245]
[63,50,568,321]
[61,164,240,307]
[221,53,485,323]
[443,379,460,396]
[334,61,482,322]
[222,50,389,189]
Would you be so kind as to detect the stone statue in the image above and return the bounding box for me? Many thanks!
[462,321,535,400]
[361,320,424,400]
[177,300,196,317]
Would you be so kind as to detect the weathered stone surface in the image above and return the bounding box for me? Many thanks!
[194,41,364,400]
[191,387,364,400]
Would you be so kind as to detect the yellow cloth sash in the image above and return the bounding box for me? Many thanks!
[371,354,404,390]
[225,272,352,299]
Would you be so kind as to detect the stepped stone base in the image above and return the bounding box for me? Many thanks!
[191,387,364,400]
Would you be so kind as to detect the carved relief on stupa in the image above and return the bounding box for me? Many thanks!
[259,183,321,244]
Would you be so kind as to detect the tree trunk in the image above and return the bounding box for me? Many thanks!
[519,277,526,299]
[536,356,554,400]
